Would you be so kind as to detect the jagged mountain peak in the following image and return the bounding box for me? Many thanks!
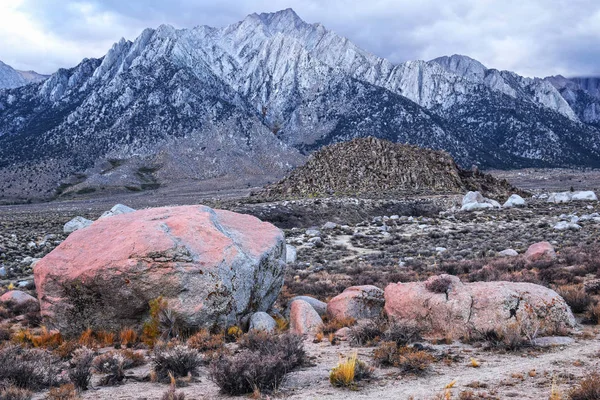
[0,59,48,90]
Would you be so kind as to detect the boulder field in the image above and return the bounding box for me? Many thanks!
[34,205,286,336]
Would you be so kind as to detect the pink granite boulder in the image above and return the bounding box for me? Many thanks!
[384,274,575,338]
[289,299,323,335]
[34,205,286,336]
[327,285,384,321]
[524,241,556,263]
[0,290,38,307]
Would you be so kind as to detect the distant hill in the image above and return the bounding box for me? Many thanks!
[0,60,48,89]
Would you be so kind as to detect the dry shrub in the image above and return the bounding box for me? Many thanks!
[586,303,600,324]
[273,316,289,332]
[321,317,356,335]
[425,276,453,294]
[0,327,10,342]
[209,332,306,395]
[160,385,185,400]
[31,327,63,349]
[92,352,125,386]
[348,319,385,346]
[68,347,94,391]
[481,322,527,351]
[142,297,184,345]
[11,329,33,346]
[556,285,593,314]
[46,383,79,400]
[384,322,421,346]
[119,328,138,348]
[96,331,115,347]
[77,329,96,348]
[329,352,373,388]
[54,340,80,360]
[0,345,65,390]
[120,349,146,368]
[0,386,32,400]
[569,372,600,400]
[373,343,434,374]
[187,329,223,353]
[152,345,201,383]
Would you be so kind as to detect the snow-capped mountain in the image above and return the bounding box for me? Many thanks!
[0,60,48,89]
[0,9,599,201]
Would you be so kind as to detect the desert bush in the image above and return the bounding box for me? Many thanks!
[586,303,600,324]
[186,329,223,353]
[569,372,600,400]
[384,322,421,346]
[96,331,115,347]
[68,347,94,391]
[92,352,125,386]
[0,385,32,400]
[373,342,434,373]
[237,331,306,369]
[372,341,400,367]
[321,317,356,335]
[120,349,146,369]
[329,352,373,388]
[556,285,593,314]
[0,345,64,389]
[77,329,96,348]
[160,385,185,400]
[482,322,527,351]
[31,327,63,349]
[152,345,201,383]
[0,327,10,342]
[209,332,307,395]
[46,383,78,400]
[425,276,453,294]
[348,319,385,346]
[54,340,80,360]
[119,328,138,348]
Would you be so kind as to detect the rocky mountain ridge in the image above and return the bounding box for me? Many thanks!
[0,60,48,89]
[1,9,600,202]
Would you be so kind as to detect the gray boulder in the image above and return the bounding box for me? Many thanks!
[249,312,277,333]
[503,194,526,208]
[99,204,136,219]
[498,249,518,257]
[286,245,297,264]
[63,216,93,234]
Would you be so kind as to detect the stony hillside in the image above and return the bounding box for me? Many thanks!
[262,137,521,199]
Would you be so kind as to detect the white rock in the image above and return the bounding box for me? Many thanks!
[461,202,494,211]
[462,191,485,206]
[322,221,337,230]
[305,228,320,237]
[503,194,526,208]
[249,312,277,333]
[286,244,297,264]
[63,216,93,234]
[571,191,598,201]
[498,249,519,257]
[435,247,447,253]
[547,192,572,204]
[554,221,581,231]
[99,204,135,219]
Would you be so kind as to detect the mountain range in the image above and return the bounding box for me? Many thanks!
[0,8,599,202]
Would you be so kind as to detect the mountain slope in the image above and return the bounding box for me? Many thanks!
[1,9,600,202]
[547,75,600,127]
[0,60,48,89]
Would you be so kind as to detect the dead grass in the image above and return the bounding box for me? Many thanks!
[329,352,373,388]
[569,372,600,400]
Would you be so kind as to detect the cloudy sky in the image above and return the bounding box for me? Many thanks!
[1,0,598,78]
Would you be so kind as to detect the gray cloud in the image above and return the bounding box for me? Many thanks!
[2,0,600,77]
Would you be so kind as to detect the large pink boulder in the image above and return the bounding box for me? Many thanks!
[524,241,556,263]
[289,299,323,335]
[34,205,286,336]
[384,274,575,338]
[327,285,384,320]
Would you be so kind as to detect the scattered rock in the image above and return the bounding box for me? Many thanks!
[327,285,385,320]
[524,241,556,262]
[289,299,323,335]
[461,191,501,211]
[554,221,581,231]
[548,191,598,204]
[532,336,574,348]
[287,296,327,317]
[384,274,575,337]
[249,312,277,333]
[0,290,38,306]
[34,205,286,336]
[334,327,351,341]
[498,249,519,257]
[99,204,136,219]
[503,194,526,208]
[571,191,598,201]
[63,216,93,234]
[322,222,337,230]
[286,244,297,264]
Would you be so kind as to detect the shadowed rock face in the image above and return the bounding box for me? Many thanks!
[384,274,576,338]
[34,205,286,336]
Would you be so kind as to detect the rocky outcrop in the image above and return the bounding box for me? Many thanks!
[262,138,523,199]
[327,285,384,320]
[384,275,575,337]
[34,205,286,336]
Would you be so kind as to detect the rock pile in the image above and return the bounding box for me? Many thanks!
[261,137,522,199]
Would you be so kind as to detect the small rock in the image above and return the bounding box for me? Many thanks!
[249,312,277,333]
[286,245,297,264]
[0,290,38,306]
[503,194,526,208]
[287,296,327,317]
[0,267,6,278]
[305,228,320,237]
[498,249,518,257]
[99,204,136,219]
[327,285,385,320]
[553,221,581,231]
[532,336,574,348]
[289,300,323,335]
[322,222,337,230]
[63,216,93,234]
[571,191,598,201]
[435,247,447,254]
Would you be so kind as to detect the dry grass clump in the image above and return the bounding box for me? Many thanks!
[585,303,600,324]
[161,384,185,400]
[209,332,306,395]
[119,328,138,348]
[321,316,356,335]
[479,322,528,351]
[31,327,63,349]
[372,342,434,374]
[186,329,223,353]
[152,345,201,383]
[556,285,593,314]
[92,352,126,386]
[569,372,600,400]
[54,340,81,360]
[384,322,421,346]
[329,352,373,388]
[46,383,79,400]
[0,385,32,400]
[0,345,64,390]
